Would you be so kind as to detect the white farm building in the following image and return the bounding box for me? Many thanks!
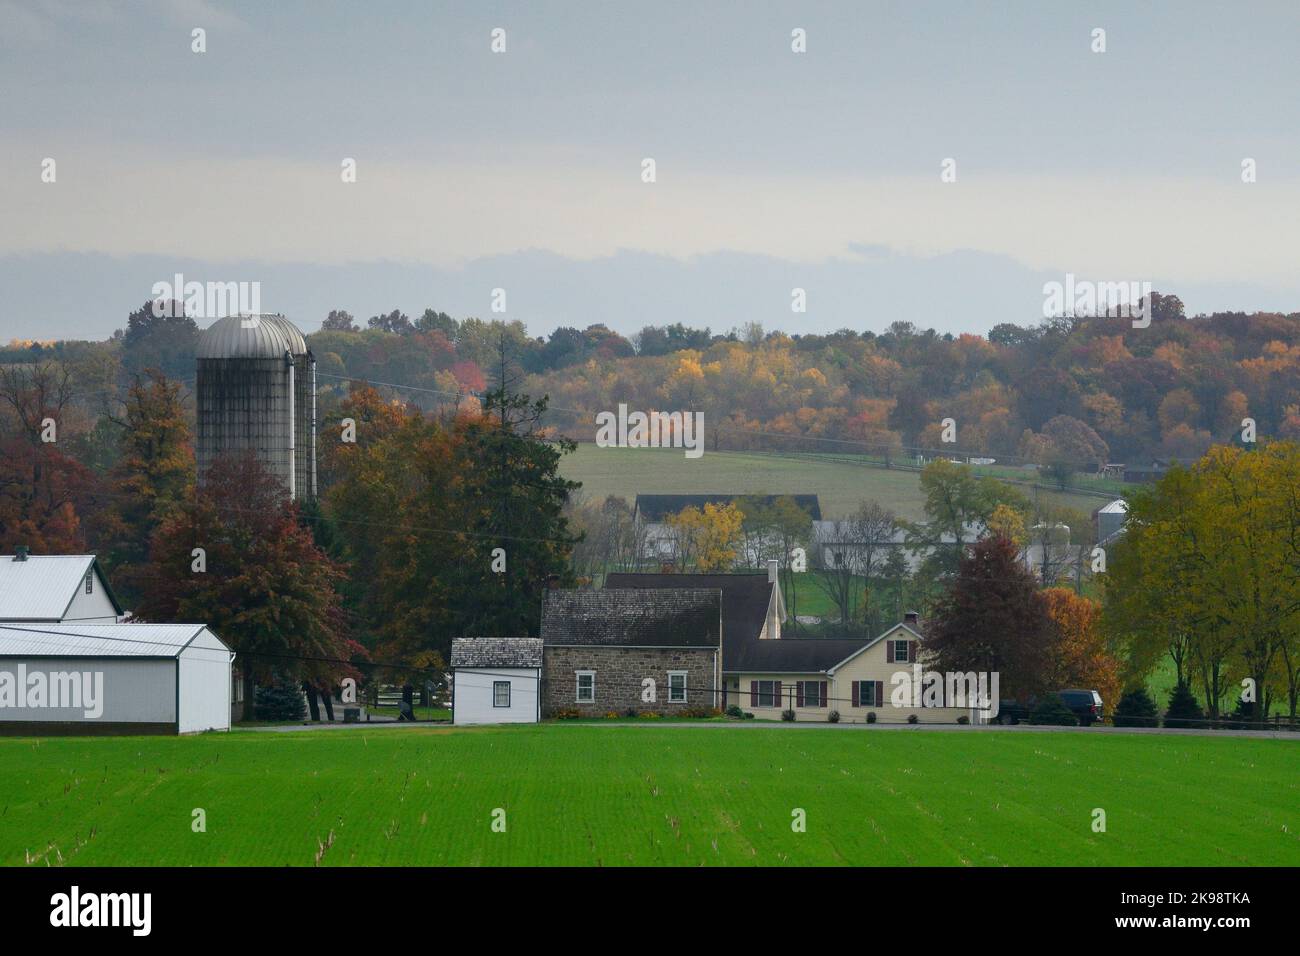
[0,623,234,735]
[0,551,123,624]
[450,637,542,725]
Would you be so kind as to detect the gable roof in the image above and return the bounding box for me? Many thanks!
[604,571,775,646]
[633,494,822,522]
[0,622,228,659]
[0,555,124,621]
[542,589,721,648]
[824,621,924,673]
[726,637,878,674]
[450,637,543,669]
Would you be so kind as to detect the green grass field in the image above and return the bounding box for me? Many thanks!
[561,445,1117,521]
[3,725,1295,866]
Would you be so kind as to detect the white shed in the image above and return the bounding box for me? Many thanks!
[0,552,124,624]
[450,637,541,725]
[0,623,233,735]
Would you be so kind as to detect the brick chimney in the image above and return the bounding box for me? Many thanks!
[904,610,919,626]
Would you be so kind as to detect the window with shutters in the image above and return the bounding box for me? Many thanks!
[668,671,687,703]
[859,680,877,706]
[575,671,595,703]
[493,681,511,708]
[756,680,778,707]
[893,639,910,662]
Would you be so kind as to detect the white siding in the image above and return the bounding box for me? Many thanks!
[177,628,232,733]
[61,571,120,623]
[453,667,539,725]
[0,657,175,724]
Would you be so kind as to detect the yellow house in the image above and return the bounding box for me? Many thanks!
[725,612,977,724]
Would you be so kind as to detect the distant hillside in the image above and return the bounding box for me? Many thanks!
[560,444,1118,522]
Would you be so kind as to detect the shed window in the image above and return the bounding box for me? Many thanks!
[668,671,687,703]
[85,569,94,594]
[575,671,595,703]
[493,681,511,708]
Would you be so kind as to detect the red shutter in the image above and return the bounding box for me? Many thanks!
[852,682,860,707]
[820,681,828,707]
[875,681,884,708]
[909,642,917,663]
[796,681,804,707]
[886,641,895,663]
[750,681,758,707]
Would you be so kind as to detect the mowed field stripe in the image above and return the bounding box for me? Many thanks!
[0,726,1294,866]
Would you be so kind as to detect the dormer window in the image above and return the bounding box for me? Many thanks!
[893,639,909,662]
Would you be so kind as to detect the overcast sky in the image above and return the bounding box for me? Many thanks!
[4,0,1299,341]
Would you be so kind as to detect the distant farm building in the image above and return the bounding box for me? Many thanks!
[0,550,123,624]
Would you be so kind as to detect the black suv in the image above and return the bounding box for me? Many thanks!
[1056,689,1104,726]
[995,689,1104,726]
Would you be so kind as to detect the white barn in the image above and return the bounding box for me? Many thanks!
[0,551,123,624]
[450,637,541,725]
[0,623,233,735]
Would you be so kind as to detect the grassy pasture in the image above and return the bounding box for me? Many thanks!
[561,445,1117,521]
[2,725,1294,866]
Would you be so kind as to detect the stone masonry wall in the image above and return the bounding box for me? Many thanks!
[543,646,718,716]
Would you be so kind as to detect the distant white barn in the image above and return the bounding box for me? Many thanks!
[450,637,542,725]
[0,623,233,735]
[0,551,123,624]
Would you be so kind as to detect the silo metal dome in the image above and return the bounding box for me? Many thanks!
[195,314,316,500]
[196,314,307,360]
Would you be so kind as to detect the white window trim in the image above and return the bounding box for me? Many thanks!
[575,670,595,703]
[756,679,779,708]
[894,639,909,662]
[492,680,511,708]
[668,670,687,704]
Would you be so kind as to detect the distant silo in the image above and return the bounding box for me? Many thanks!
[195,314,317,500]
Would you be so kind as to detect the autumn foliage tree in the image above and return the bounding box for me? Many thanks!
[133,453,352,720]
[924,534,1055,699]
[99,370,194,602]
[1041,587,1121,712]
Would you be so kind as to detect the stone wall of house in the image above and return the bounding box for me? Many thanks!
[542,646,718,716]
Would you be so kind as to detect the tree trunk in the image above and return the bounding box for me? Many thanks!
[303,681,321,722]
[241,666,256,722]
[321,689,335,722]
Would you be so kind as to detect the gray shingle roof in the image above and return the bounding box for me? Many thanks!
[542,589,721,648]
[450,637,543,669]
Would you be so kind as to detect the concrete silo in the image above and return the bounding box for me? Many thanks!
[195,314,317,500]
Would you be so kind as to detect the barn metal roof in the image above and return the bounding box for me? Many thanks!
[196,313,307,360]
[0,623,231,659]
[0,555,123,621]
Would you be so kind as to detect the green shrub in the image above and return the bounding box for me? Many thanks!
[743,711,755,719]
[255,678,306,722]
[1029,694,1078,726]
[866,711,877,724]
[1113,687,1158,728]
[957,715,969,725]
[1164,682,1205,729]
[907,713,919,725]
[725,705,745,718]
[828,710,840,723]
[781,709,796,722]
